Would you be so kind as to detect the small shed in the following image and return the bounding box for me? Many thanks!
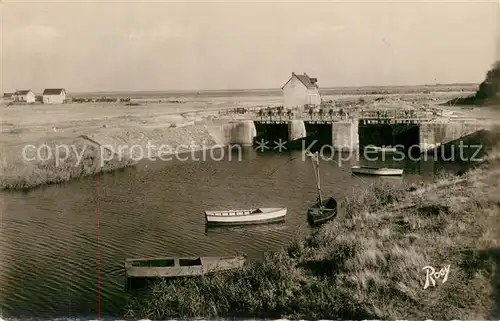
[43,88,66,104]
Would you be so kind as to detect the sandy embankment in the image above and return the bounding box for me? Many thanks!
[0,102,239,190]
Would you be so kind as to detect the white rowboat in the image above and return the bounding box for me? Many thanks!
[364,146,399,153]
[351,166,403,176]
[205,208,287,226]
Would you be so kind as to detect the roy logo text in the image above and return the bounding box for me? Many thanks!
[422,265,450,290]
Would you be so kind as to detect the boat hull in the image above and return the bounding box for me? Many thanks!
[125,256,246,279]
[307,209,336,226]
[205,221,287,233]
[205,208,287,226]
[206,215,286,226]
[363,146,399,153]
[351,166,403,176]
[307,197,337,226]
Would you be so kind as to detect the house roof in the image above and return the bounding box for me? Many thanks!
[281,72,318,90]
[3,93,13,97]
[14,89,32,95]
[43,88,66,95]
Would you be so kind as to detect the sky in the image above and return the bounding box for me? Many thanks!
[1,0,499,93]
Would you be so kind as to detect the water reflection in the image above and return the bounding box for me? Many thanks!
[204,222,288,235]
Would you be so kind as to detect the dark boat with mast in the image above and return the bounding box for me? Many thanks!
[306,152,338,226]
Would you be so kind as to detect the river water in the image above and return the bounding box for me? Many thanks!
[0,148,469,318]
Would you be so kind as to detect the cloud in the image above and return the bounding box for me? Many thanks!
[15,25,61,38]
[127,25,194,41]
[4,25,62,55]
[297,24,345,37]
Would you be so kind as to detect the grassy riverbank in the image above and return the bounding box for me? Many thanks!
[0,123,229,190]
[126,155,500,319]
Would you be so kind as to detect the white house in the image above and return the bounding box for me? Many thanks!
[281,72,322,109]
[43,88,66,104]
[13,89,36,103]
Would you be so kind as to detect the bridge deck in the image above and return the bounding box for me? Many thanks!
[253,117,433,124]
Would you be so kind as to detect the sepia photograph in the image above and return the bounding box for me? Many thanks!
[1,0,500,320]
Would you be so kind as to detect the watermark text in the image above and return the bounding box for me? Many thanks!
[423,265,451,289]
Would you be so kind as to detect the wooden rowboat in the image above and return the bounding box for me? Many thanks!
[205,208,287,226]
[307,196,338,226]
[125,256,246,279]
[351,166,403,176]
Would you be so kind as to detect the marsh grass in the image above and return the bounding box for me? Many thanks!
[0,125,218,190]
[126,163,500,320]
[0,138,135,190]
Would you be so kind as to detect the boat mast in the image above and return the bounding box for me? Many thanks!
[309,152,323,205]
[315,153,323,205]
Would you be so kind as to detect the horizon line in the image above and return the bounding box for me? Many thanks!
[2,82,479,95]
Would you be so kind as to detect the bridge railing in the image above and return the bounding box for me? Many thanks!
[358,110,433,119]
[218,105,284,117]
[253,112,347,122]
[220,105,435,122]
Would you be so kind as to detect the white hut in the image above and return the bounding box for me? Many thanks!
[43,88,66,104]
[281,72,322,109]
[13,89,35,103]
